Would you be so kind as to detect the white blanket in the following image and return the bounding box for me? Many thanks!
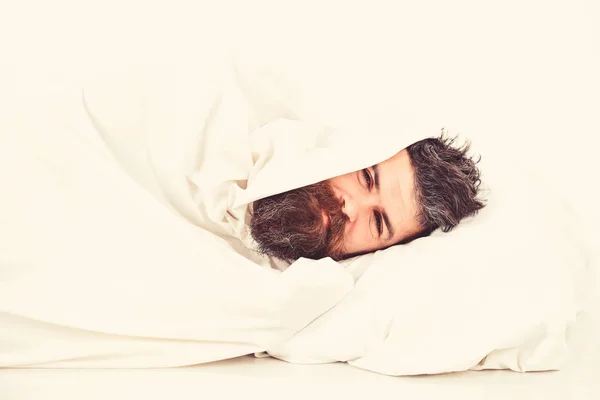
[0,65,357,367]
[0,59,591,374]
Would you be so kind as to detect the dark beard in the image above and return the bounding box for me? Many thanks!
[249,181,348,262]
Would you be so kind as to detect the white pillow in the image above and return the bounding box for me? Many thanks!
[266,154,591,375]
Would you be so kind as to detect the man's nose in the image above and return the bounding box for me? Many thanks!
[341,195,359,222]
[341,192,379,223]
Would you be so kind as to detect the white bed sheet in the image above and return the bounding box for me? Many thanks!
[1,354,598,400]
[2,300,599,400]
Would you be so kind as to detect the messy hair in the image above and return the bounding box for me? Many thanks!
[406,129,485,238]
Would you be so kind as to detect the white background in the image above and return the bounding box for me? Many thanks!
[2,0,598,233]
[1,1,598,399]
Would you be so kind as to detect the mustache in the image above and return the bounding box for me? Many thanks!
[249,181,348,262]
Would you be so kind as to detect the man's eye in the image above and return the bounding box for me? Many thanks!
[374,211,383,235]
[363,169,372,189]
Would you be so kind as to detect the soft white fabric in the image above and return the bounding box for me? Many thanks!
[266,157,591,375]
[0,65,355,367]
[0,59,591,375]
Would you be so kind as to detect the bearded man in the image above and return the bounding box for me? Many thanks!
[249,133,485,262]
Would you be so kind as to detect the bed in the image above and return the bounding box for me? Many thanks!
[2,344,599,400]
[2,295,599,398]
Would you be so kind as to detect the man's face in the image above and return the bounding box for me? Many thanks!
[249,149,422,261]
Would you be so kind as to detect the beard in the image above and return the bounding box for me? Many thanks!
[249,181,348,262]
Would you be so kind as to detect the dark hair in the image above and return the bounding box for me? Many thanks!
[406,129,485,238]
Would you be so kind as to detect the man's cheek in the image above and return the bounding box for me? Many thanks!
[338,224,353,254]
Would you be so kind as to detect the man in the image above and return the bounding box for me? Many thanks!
[249,132,485,262]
